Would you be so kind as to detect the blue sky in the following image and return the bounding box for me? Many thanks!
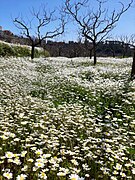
[0,0,135,42]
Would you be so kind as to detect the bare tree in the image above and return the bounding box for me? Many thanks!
[14,6,66,59]
[116,34,135,79]
[131,49,135,79]
[118,35,131,58]
[64,0,133,65]
[105,40,123,58]
[129,34,135,79]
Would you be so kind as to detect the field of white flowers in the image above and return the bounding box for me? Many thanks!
[0,56,135,180]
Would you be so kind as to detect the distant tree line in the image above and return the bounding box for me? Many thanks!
[0,31,133,58]
[44,40,133,58]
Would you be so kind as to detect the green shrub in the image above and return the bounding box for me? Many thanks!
[0,42,50,58]
[0,43,15,56]
[34,48,50,58]
[13,46,31,57]
[40,49,50,58]
[0,44,4,56]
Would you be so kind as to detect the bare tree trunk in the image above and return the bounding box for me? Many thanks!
[89,49,92,59]
[93,42,97,65]
[58,47,61,56]
[123,53,125,58]
[94,52,97,65]
[122,49,126,58]
[112,51,115,58]
[131,50,135,79]
[31,44,35,59]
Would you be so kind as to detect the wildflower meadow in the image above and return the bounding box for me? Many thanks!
[0,57,135,180]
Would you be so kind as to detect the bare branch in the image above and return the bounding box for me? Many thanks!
[14,18,33,41]
[64,0,133,64]
[13,5,66,59]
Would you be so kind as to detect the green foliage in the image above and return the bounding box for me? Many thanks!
[0,42,50,58]
[34,48,50,58]
[51,82,94,107]
[13,46,31,57]
[0,43,15,56]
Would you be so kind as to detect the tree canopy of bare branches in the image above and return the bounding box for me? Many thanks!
[14,5,66,59]
[116,34,135,79]
[117,35,132,58]
[64,0,133,65]
[127,34,135,79]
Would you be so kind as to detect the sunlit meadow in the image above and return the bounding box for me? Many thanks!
[0,56,135,180]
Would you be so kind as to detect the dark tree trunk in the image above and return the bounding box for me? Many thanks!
[123,54,125,58]
[31,44,35,59]
[89,49,92,59]
[122,50,126,58]
[131,50,135,79]
[112,51,115,58]
[94,53,96,65]
[111,49,115,58]
[58,47,61,56]
[93,42,97,65]
[122,46,128,58]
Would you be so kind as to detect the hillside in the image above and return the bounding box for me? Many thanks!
[0,40,50,58]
